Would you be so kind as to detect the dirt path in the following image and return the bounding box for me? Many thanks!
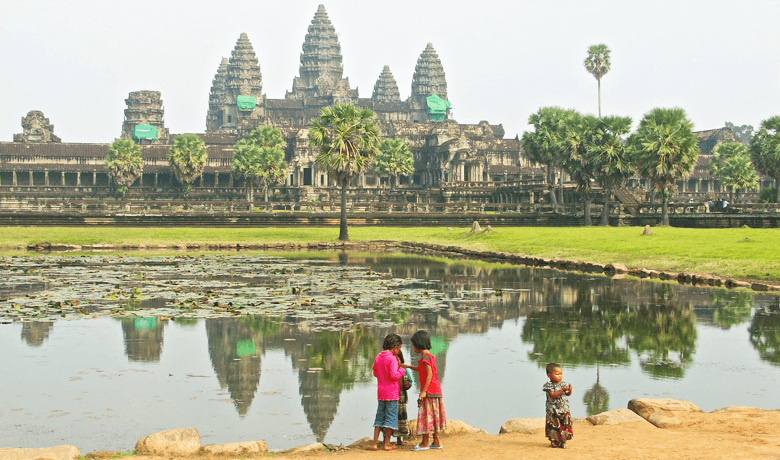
[111,407,780,460]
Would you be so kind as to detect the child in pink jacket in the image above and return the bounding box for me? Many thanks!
[368,333,406,451]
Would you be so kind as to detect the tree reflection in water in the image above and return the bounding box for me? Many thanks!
[749,299,780,366]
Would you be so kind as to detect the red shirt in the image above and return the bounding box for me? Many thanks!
[417,352,442,396]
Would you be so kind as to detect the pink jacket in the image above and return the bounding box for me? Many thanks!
[372,350,405,401]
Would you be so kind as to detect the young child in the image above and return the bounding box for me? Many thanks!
[542,362,573,448]
[404,330,446,451]
[369,333,406,451]
[392,350,412,446]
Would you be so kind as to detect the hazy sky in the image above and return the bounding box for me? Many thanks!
[2,0,778,143]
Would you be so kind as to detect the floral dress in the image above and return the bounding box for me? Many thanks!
[542,380,573,447]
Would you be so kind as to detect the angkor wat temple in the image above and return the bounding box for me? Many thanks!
[0,5,770,215]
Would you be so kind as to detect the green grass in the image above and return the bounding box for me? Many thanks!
[3,226,780,282]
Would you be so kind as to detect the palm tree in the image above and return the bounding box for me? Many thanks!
[558,110,596,224]
[710,142,759,202]
[309,104,381,241]
[584,44,611,118]
[372,139,414,188]
[168,133,207,195]
[521,107,571,206]
[590,115,634,226]
[749,116,780,203]
[630,108,699,226]
[232,126,288,209]
[105,139,143,197]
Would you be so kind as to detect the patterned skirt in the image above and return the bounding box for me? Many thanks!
[416,397,447,435]
[394,390,409,438]
[545,412,573,446]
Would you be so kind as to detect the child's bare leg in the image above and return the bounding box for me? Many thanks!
[368,426,381,450]
[431,431,441,448]
[419,433,429,448]
[382,428,395,450]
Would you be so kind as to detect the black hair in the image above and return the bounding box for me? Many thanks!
[383,333,402,351]
[410,330,431,351]
[397,349,405,364]
[546,362,562,374]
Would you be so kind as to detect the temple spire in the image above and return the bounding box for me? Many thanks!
[372,66,401,103]
[411,43,448,101]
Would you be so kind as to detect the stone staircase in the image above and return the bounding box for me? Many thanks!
[613,188,640,214]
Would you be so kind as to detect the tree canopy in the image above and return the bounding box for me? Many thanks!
[232,126,288,205]
[584,44,611,117]
[105,139,143,196]
[521,106,571,206]
[749,116,780,203]
[630,108,699,225]
[168,134,207,193]
[309,104,381,241]
[372,139,414,188]
[589,115,634,226]
[709,141,758,202]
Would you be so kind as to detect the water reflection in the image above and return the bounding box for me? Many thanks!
[3,252,780,453]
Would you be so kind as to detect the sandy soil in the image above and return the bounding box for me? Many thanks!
[107,407,780,460]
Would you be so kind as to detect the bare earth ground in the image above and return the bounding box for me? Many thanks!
[114,408,780,460]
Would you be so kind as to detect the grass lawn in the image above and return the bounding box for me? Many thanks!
[3,226,779,282]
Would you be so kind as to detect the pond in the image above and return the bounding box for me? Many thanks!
[1,252,779,453]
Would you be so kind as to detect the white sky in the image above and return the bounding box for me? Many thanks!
[1,0,778,143]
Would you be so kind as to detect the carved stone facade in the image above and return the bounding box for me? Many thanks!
[120,90,170,143]
[13,110,61,143]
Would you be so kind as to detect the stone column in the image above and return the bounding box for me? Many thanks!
[214,172,219,187]
[76,172,81,186]
[12,171,17,186]
[44,171,49,186]
[139,174,143,187]
[154,173,159,187]
[93,171,97,186]
[29,171,34,186]
[229,174,234,188]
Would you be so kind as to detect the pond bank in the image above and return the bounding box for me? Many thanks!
[25,239,780,293]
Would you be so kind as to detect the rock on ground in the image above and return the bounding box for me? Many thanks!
[200,441,267,456]
[0,446,80,460]
[135,428,201,455]
[283,443,326,454]
[498,418,545,434]
[628,398,701,428]
[586,408,649,426]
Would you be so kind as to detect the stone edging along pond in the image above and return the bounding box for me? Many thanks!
[28,240,780,294]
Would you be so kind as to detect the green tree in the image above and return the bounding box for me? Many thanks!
[105,139,143,197]
[590,115,634,226]
[559,110,596,224]
[630,108,700,226]
[372,139,414,188]
[749,116,780,203]
[232,126,288,207]
[709,142,758,202]
[168,133,207,194]
[521,107,571,206]
[584,44,611,118]
[309,104,381,241]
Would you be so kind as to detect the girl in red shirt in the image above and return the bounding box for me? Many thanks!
[404,330,447,451]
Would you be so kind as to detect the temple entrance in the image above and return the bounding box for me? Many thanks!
[303,168,312,186]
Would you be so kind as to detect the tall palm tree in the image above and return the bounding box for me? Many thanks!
[168,133,207,195]
[309,104,381,241]
[584,44,611,118]
[749,116,780,203]
[590,115,634,226]
[521,107,570,206]
[630,108,700,226]
[559,110,596,225]
[105,139,143,197]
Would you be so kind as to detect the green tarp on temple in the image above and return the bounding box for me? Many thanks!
[426,94,450,121]
[133,125,158,140]
[236,95,257,111]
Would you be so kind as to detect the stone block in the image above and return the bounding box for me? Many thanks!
[627,398,701,428]
[498,418,545,434]
[604,263,628,275]
[586,408,648,425]
[0,445,80,460]
[283,443,325,454]
[200,441,267,456]
[135,428,201,455]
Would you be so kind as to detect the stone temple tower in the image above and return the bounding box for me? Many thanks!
[14,110,61,143]
[121,90,170,143]
[206,33,264,134]
[409,43,450,122]
[372,66,401,103]
[286,4,358,105]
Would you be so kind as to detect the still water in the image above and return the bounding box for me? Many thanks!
[1,252,779,452]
